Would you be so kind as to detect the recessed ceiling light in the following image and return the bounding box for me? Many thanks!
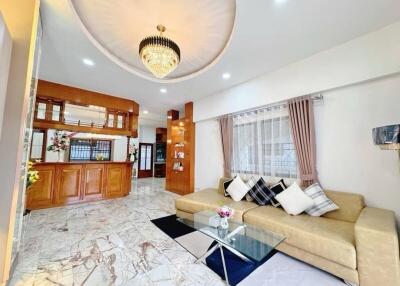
[82,58,95,66]
[143,110,149,114]
[160,88,167,93]
[275,0,288,4]
[222,73,231,79]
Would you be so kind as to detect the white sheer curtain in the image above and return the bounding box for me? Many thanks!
[231,104,297,179]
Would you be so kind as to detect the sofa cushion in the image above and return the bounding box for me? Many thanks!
[175,188,258,222]
[323,190,365,223]
[218,177,233,195]
[244,206,357,269]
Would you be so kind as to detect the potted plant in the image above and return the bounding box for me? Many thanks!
[46,130,74,162]
[128,143,138,162]
[24,161,39,216]
[26,161,39,189]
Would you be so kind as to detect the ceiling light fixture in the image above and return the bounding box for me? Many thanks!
[160,88,167,93]
[143,110,149,114]
[82,58,95,66]
[222,73,231,79]
[139,25,180,79]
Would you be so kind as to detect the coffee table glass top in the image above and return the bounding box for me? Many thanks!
[177,210,285,262]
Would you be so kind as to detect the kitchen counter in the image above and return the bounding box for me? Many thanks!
[26,161,133,210]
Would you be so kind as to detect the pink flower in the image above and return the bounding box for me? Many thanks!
[216,206,234,218]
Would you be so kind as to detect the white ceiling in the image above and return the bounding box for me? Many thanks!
[39,0,400,123]
[69,0,236,82]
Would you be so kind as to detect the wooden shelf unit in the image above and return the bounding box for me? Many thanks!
[165,103,195,195]
[154,128,167,178]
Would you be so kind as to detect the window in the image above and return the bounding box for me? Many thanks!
[69,139,112,161]
[36,102,46,119]
[231,105,297,179]
[51,104,61,121]
[117,115,124,128]
[107,114,114,128]
[30,129,46,161]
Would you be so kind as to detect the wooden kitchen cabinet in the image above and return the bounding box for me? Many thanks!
[26,162,133,210]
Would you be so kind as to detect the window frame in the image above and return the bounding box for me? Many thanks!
[231,111,298,179]
[29,129,47,162]
[68,138,113,161]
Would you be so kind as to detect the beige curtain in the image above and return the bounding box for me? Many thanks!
[288,97,318,188]
[219,116,233,177]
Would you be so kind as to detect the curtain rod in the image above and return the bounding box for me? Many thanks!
[218,94,324,119]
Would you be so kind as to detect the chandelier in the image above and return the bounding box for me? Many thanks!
[139,25,181,79]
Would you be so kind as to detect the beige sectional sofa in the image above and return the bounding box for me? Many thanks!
[175,178,400,286]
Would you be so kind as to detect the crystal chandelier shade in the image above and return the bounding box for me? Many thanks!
[139,25,181,79]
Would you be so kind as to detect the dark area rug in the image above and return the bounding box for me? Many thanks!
[151,214,195,238]
[151,214,277,285]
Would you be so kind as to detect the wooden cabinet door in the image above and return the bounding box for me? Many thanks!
[83,164,104,201]
[55,164,82,205]
[26,165,55,209]
[105,164,126,198]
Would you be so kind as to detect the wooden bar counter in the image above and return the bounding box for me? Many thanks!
[26,161,133,210]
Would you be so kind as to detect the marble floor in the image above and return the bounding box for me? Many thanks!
[9,178,225,286]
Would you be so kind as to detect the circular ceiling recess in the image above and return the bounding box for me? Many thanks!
[68,0,236,83]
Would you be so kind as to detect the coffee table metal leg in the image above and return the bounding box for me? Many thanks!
[219,244,230,286]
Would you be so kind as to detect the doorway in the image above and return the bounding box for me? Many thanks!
[138,143,153,178]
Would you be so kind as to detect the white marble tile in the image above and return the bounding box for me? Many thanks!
[9,178,222,286]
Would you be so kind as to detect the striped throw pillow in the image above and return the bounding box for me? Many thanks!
[304,183,339,216]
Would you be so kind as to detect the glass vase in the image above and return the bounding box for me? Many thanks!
[220,217,229,229]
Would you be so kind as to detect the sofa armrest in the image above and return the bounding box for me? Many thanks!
[355,207,400,286]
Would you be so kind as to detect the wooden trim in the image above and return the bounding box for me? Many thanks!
[37,80,139,114]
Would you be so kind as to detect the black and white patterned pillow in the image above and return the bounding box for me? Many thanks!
[269,179,287,207]
[245,176,258,202]
[248,178,275,206]
[223,177,235,197]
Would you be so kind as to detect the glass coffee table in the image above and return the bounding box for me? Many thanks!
[177,210,285,285]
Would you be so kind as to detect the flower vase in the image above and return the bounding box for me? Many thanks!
[220,217,229,230]
[57,152,62,162]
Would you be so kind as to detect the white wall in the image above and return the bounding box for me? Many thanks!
[195,74,400,221]
[139,125,156,143]
[113,137,128,162]
[0,14,12,140]
[194,21,400,122]
[194,21,400,222]
[195,119,224,191]
[0,1,39,283]
[314,75,400,219]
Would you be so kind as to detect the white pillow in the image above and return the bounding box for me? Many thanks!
[227,176,249,202]
[304,183,339,216]
[275,182,314,215]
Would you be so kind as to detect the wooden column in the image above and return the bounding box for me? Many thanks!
[166,110,179,191]
[165,103,195,195]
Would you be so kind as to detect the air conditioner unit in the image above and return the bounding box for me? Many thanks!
[372,124,400,150]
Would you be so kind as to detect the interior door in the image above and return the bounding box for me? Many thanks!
[138,143,153,178]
